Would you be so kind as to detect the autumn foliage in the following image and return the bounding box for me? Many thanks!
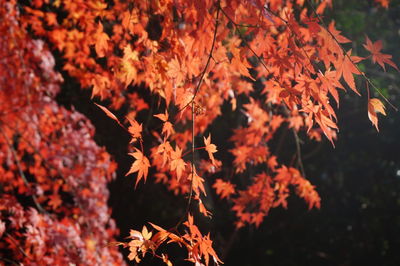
[0,0,397,265]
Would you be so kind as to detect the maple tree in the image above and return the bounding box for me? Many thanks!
[0,0,398,265]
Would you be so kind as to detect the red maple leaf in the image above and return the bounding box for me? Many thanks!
[213,179,235,199]
[127,117,142,142]
[363,36,399,71]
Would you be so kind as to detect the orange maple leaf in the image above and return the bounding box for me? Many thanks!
[127,117,142,143]
[336,49,363,95]
[167,57,186,85]
[368,98,386,131]
[213,179,235,199]
[203,134,217,166]
[154,111,168,122]
[189,167,206,197]
[154,111,174,138]
[170,146,186,181]
[95,22,109,57]
[363,36,399,71]
[374,0,389,8]
[328,21,351,43]
[127,226,155,262]
[95,103,123,127]
[126,149,150,188]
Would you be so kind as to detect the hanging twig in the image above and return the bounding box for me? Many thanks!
[5,233,30,259]
[174,1,220,228]
[292,129,306,177]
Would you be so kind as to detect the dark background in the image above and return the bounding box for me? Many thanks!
[56,0,400,265]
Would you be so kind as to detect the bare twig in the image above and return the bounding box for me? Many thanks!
[292,129,306,177]
[0,257,20,265]
[5,233,30,259]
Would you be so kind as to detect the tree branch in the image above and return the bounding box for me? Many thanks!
[0,125,46,213]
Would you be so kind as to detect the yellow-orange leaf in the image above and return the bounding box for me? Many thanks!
[154,111,168,122]
[170,146,186,181]
[95,22,109,57]
[203,134,217,166]
[126,149,150,188]
[127,117,142,142]
[368,98,386,131]
[95,103,123,127]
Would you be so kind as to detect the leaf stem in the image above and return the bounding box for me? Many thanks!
[182,146,206,158]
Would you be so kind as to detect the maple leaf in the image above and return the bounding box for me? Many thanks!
[198,197,212,217]
[363,36,399,71]
[167,57,186,85]
[231,47,255,81]
[95,103,123,127]
[148,223,173,245]
[126,149,151,188]
[328,21,350,43]
[127,117,142,142]
[170,146,186,181]
[95,22,109,57]
[48,194,62,209]
[203,134,217,166]
[162,122,174,139]
[91,75,110,100]
[127,226,156,262]
[154,111,174,138]
[161,254,173,266]
[189,167,206,197]
[318,69,345,107]
[154,111,169,122]
[156,141,173,167]
[336,49,363,95]
[213,179,235,199]
[117,45,139,86]
[368,98,386,131]
[374,0,389,8]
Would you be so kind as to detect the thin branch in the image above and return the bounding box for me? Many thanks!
[182,146,206,158]
[188,99,195,212]
[5,233,30,259]
[0,125,46,213]
[174,0,221,229]
[174,100,195,229]
[292,129,306,178]
[0,257,20,265]
[179,0,221,112]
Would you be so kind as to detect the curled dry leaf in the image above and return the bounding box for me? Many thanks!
[368,98,386,131]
